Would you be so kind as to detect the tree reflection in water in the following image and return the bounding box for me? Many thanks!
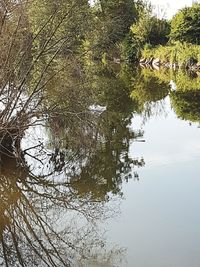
[47,110,144,201]
[0,19,145,263]
[170,90,200,123]
[135,67,200,124]
[4,1,200,266]
[0,96,144,267]
[3,60,200,266]
[0,140,117,267]
[130,68,170,121]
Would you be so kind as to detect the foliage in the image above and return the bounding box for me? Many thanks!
[0,3,143,264]
[131,14,170,47]
[121,32,142,62]
[87,0,148,60]
[130,68,170,113]
[141,42,200,65]
[170,90,200,122]
[28,0,91,55]
[170,3,200,44]
[121,3,170,62]
[94,0,141,38]
[0,1,31,85]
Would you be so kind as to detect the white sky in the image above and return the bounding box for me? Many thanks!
[150,0,195,19]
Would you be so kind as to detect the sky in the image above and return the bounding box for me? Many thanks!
[150,0,195,18]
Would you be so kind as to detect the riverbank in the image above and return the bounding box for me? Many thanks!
[140,42,200,71]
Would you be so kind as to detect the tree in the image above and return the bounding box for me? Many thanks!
[131,12,170,46]
[94,0,139,38]
[170,3,200,44]
[122,3,170,62]
[28,0,91,54]
[87,0,143,59]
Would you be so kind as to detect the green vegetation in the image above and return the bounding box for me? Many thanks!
[142,42,200,66]
[122,2,170,62]
[140,3,200,67]
[130,68,169,114]
[130,10,169,46]
[85,0,148,60]
[1,0,200,133]
[171,91,200,122]
[138,67,200,91]
[2,1,200,266]
[170,3,200,44]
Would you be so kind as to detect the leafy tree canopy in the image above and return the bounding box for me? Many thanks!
[131,10,170,47]
[88,0,146,57]
[170,3,200,44]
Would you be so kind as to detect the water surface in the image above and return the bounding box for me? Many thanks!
[1,66,200,267]
[107,95,200,267]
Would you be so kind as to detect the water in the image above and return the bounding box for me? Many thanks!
[1,66,200,266]
[107,96,200,267]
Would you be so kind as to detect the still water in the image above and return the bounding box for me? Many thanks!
[107,96,200,267]
[1,67,200,267]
